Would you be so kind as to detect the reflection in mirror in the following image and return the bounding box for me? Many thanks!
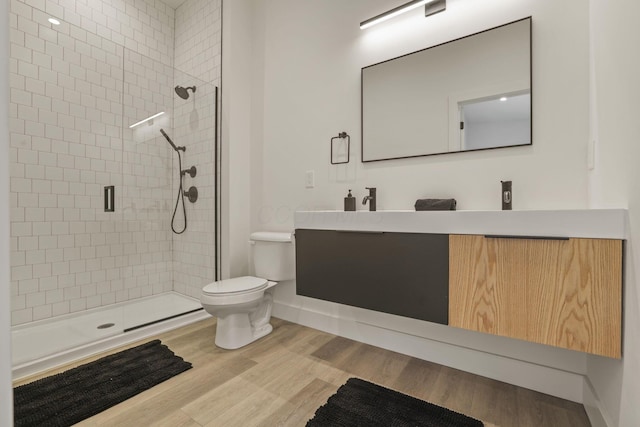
[460,91,531,151]
[362,17,531,162]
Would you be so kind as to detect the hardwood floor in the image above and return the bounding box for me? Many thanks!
[14,317,591,426]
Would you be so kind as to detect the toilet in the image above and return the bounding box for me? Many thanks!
[200,231,294,349]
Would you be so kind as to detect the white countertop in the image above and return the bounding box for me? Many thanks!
[294,209,627,239]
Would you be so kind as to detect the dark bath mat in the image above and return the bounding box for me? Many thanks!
[14,339,192,427]
[307,377,484,427]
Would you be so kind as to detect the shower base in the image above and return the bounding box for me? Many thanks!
[12,292,209,380]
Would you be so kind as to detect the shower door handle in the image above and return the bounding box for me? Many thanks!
[104,186,115,212]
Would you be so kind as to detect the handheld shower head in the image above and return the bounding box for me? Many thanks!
[160,129,185,152]
[174,85,196,100]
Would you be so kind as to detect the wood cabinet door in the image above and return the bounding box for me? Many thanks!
[449,235,622,358]
[449,234,527,340]
[526,237,622,358]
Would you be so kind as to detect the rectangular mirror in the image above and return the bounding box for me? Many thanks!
[361,17,531,162]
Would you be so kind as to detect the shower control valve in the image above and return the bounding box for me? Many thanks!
[181,166,197,178]
[184,186,198,203]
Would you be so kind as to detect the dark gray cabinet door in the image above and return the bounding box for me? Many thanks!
[295,229,449,324]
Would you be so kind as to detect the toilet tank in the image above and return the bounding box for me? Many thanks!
[250,231,295,281]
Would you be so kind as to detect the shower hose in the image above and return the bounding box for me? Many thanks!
[171,150,187,234]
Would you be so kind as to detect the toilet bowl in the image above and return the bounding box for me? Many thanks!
[201,276,277,349]
[200,232,294,349]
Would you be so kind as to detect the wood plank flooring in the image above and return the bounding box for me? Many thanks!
[14,317,591,427]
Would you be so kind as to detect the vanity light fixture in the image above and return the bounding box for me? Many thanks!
[360,0,446,30]
[129,111,165,128]
[48,18,61,25]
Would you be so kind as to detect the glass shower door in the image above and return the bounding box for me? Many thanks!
[121,52,217,331]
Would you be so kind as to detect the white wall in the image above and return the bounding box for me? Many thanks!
[587,0,640,426]
[221,0,256,278]
[1,0,14,422]
[253,0,589,224]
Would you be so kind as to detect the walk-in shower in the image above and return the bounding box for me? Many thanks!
[8,0,222,379]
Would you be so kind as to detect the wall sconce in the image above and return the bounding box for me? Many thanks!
[360,0,446,30]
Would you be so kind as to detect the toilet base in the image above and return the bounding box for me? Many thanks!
[212,292,275,350]
[214,314,273,350]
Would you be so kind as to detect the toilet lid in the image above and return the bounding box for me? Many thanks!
[202,276,268,295]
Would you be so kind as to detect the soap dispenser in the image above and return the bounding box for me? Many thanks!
[344,190,356,211]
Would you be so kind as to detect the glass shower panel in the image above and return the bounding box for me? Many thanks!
[10,6,127,365]
[121,49,174,307]
[121,52,216,330]
[171,69,217,300]
[9,9,127,317]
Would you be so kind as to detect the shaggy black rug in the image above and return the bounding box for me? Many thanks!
[307,377,484,427]
[14,339,192,427]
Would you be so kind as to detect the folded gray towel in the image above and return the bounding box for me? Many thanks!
[414,198,457,211]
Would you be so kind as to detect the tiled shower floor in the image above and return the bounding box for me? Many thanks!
[12,292,205,378]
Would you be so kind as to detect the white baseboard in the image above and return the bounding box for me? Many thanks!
[273,301,586,403]
[583,378,611,427]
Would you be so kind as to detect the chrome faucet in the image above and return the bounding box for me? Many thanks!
[362,187,376,211]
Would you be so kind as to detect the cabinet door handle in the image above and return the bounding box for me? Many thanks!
[335,230,385,234]
[484,235,569,241]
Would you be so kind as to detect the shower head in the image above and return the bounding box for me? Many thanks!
[175,85,196,100]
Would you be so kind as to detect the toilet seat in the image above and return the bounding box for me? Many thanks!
[202,276,268,296]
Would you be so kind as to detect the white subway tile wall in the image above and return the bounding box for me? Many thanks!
[9,0,222,325]
[175,0,221,84]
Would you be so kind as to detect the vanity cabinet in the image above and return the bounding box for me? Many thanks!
[295,229,449,324]
[449,234,623,358]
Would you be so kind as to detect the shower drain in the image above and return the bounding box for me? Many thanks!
[97,323,115,329]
